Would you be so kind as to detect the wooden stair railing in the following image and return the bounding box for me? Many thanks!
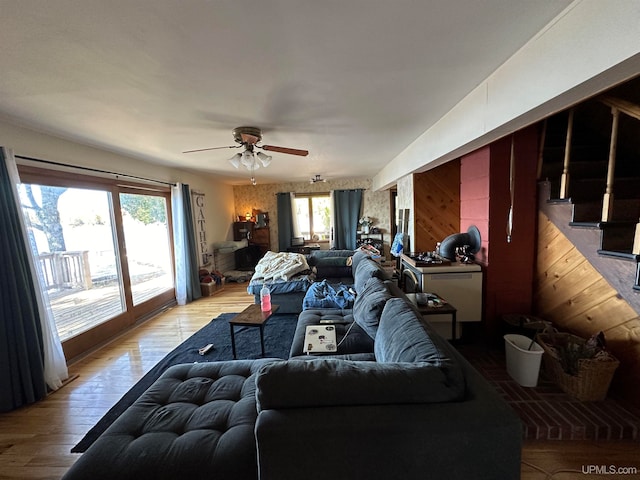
[599,95,640,255]
[541,98,640,290]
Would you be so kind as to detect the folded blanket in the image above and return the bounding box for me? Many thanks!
[253,251,310,282]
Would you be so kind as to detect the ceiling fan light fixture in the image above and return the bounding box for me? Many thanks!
[310,174,326,184]
[229,153,242,168]
[241,150,255,168]
[186,126,308,186]
[257,151,272,167]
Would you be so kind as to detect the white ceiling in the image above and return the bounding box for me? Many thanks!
[0,0,573,185]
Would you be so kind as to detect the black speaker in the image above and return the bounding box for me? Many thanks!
[439,225,481,261]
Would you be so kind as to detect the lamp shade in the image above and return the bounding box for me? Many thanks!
[257,152,272,167]
[229,153,242,168]
[241,151,255,168]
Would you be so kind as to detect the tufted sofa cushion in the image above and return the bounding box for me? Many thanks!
[62,360,277,480]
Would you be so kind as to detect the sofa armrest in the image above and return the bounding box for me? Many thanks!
[255,359,464,410]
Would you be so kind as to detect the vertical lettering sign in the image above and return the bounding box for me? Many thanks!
[192,192,209,266]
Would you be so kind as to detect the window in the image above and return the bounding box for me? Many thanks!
[17,166,175,359]
[294,194,331,241]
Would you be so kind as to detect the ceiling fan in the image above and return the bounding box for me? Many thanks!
[183,126,309,185]
[183,126,309,157]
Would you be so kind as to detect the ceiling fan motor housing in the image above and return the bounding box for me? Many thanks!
[232,126,262,145]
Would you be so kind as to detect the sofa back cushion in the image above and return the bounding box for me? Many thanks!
[374,298,465,400]
[352,277,392,339]
[351,249,371,273]
[256,357,464,410]
[375,298,460,369]
[308,256,352,279]
[309,249,353,263]
[353,258,387,294]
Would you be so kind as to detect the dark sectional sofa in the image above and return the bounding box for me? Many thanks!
[62,251,522,480]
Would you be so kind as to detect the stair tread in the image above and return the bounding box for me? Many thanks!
[597,249,640,262]
[569,221,637,229]
[569,221,600,228]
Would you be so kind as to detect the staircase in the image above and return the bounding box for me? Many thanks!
[540,95,640,291]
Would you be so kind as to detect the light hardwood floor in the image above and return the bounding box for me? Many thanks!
[0,283,638,480]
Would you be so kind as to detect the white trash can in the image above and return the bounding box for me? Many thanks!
[504,334,544,387]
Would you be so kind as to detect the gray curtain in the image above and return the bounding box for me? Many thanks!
[277,192,294,252]
[172,183,201,304]
[333,189,363,250]
[0,148,47,412]
[181,184,202,302]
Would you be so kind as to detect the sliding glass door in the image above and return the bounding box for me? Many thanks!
[19,184,125,341]
[17,167,175,359]
[119,191,173,306]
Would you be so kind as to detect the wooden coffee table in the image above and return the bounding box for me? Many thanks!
[229,304,279,359]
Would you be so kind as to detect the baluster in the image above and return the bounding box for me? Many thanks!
[559,109,574,199]
[602,108,619,222]
[81,250,93,289]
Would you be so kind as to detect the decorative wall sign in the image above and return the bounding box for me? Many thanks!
[191,191,209,266]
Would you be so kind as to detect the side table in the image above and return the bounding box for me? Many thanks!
[229,304,279,359]
[406,293,458,341]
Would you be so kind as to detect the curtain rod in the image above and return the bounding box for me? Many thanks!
[15,155,176,187]
[274,188,366,195]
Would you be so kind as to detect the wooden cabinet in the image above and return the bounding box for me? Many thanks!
[233,221,254,241]
[233,221,270,255]
[251,227,271,254]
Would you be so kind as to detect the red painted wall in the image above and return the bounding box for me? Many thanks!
[460,145,490,264]
[460,126,540,339]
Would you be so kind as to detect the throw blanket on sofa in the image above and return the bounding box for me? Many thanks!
[254,251,310,282]
[303,280,355,309]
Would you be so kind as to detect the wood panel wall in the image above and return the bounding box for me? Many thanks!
[412,160,460,252]
[535,211,640,404]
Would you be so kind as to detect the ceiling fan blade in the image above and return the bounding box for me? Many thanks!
[183,145,238,154]
[262,144,309,156]
[241,133,260,145]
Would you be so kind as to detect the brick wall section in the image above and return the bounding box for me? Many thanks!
[460,126,539,339]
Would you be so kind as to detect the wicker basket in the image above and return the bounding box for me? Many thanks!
[536,333,619,401]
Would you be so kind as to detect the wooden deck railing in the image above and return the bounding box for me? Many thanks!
[38,251,92,291]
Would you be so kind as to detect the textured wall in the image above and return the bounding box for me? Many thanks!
[396,174,414,248]
[233,178,391,255]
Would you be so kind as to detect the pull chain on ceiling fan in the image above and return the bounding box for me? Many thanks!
[183,126,309,185]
